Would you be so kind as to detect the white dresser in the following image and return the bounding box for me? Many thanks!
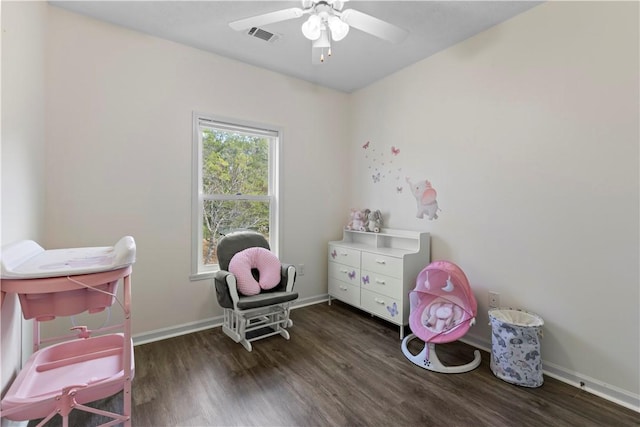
[328,228,430,338]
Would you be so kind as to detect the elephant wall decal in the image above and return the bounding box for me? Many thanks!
[406,177,439,220]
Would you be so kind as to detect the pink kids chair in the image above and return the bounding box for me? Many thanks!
[401,260,481,373]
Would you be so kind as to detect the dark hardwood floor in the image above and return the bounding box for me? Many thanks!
[28,301,638,426]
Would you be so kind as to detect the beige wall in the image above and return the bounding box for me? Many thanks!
[42,6,350,337]
[350,1,638,407]
[0,0,46,413]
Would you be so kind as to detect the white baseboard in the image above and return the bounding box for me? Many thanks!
[461,333,640,413]
[132,315,223,346]
[131,294,330,346]
[291,293,330,308]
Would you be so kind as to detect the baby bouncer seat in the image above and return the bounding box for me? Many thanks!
[213,230,298,352]
[401,260,481,373]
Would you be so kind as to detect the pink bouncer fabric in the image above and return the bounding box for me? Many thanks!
[228,247,281,296]
[408,261,477,344]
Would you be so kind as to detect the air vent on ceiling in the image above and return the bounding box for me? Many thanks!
[247,27,280,43]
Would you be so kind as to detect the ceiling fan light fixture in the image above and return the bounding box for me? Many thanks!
[328,15,349,41]
[301,14,322,40]
[312,27,331,49]
[229,0,408,65]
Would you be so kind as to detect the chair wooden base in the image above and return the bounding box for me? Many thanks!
[222,303,294,352]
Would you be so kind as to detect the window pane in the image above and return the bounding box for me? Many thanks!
[201,128,269,196]
[193,113,279,277]
[201,199,270,266]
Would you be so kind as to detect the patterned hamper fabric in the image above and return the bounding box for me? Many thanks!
[489,309,544,388]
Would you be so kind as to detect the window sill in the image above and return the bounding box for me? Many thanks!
[190,271,217,281]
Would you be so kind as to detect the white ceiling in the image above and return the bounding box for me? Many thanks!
[50,1,542,93]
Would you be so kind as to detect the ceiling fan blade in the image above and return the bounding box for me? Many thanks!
[340,9,408,44]
[229,8,305,31]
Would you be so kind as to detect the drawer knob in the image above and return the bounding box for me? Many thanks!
[375,279,385,285]
[339,285,348,291]
[375,259,386,265]
[374,298,385,305]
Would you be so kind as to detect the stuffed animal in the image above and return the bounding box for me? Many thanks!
[366,210,383,233]
[357,209,370,231]
[406,177,440,220]
[345,209,358,230]
[424,301,463,333]
[346,209,368,231]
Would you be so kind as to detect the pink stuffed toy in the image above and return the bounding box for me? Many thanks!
[345,209,368,231]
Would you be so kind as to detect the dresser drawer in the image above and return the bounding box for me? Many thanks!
[361,252,403,278]
[328,261,360,284]
[329,278,360,307]
[329,245,360,268]
[361,289,402,324]
[360,270,402,299]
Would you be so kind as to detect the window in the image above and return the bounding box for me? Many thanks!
[192,112,280,278]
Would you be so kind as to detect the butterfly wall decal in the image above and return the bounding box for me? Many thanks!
[362,275,370,285]
[331,249,337,259]
[348,271,356,280]
[360,141,405,193]
[387,302,398,317]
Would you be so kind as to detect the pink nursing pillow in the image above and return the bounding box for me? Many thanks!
[228,247,281,296]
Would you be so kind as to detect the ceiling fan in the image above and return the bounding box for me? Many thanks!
[229,0,408,63]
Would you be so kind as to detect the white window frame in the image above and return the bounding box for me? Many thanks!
[190,111,282,280]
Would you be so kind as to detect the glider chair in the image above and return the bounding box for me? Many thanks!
[213,230,298,351]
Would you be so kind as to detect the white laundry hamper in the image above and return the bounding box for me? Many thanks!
[489,308,544,387]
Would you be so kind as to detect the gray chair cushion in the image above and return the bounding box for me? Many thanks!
[214,265,297,309]
[236,291,299,310]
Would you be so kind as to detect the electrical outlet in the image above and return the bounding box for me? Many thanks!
[489,291,500,308]
[297,264,305,276]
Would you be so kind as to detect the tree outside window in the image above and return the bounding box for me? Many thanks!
[193,114,278,276]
